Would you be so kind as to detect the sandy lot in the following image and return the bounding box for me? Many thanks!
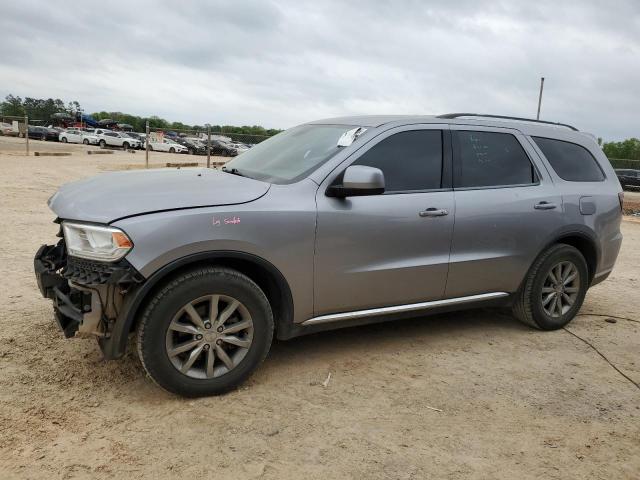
[0,135,638,479]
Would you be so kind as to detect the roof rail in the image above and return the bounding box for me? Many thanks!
[436,113,579,131]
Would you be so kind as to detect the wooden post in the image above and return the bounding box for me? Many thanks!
[145,121,150,169]
[24,115,29,156]
[206,124,211,168]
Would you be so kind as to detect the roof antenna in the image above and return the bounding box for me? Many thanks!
[536,77,545,120]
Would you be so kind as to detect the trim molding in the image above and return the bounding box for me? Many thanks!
[302,292,509,326]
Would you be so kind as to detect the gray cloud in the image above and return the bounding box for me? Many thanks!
[0,0,638,139]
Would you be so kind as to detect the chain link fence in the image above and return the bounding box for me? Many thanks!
[0,116,273,167]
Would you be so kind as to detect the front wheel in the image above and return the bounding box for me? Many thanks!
[169,147,175,154]
[83,139,89,145]
[136,267,274,397]
[99,139,106,148]
[513,244,588,330]
[61,137,68,143]
[123,142,130,150]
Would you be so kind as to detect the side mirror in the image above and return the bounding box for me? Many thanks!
[327,165,385,197]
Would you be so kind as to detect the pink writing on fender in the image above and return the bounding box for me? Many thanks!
[213,216,241,226]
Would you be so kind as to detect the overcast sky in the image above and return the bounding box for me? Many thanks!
[1,0,639,139]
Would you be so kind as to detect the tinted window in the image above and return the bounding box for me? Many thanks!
[353,130,443,191]
[454,131,535,188]
[533,137,604,182]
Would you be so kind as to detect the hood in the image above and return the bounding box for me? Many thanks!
[48,168,270,224]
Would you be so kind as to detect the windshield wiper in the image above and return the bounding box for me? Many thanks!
[221,166,245,177]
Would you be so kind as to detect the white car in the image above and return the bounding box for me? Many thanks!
[97,131,141,149]
[59,128,99,145]
[147,138,188,153]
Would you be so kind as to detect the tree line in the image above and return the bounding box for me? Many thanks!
[602,138,640,161]
[0,94,281,137]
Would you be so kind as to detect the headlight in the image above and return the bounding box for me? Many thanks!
[62,222,133,262]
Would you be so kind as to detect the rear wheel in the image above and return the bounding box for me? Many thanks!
[137,267,274,397]
[513,244,588,330]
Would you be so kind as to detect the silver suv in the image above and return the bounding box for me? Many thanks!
[34,113,623,396]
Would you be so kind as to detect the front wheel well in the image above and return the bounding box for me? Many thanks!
[129,254,293,340]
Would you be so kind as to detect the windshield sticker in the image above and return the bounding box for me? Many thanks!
[213,216,241,226]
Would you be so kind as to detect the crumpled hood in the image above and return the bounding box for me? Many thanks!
[48,168,270,224]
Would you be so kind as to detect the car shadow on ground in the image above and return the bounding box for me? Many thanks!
[265,307,527,367]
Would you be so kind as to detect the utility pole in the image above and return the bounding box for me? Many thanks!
[24,115,29,156]
[145,120,150,169]
[206,124,211,168]
[536,77,545,120]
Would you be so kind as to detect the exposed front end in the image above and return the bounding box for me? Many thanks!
[34,227,144,348]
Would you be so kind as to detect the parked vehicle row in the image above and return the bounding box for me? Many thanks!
[12,123,253,157]
[615,168,640,189]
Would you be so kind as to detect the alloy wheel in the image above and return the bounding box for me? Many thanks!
[541,261,580,318]
[165,295,254,379]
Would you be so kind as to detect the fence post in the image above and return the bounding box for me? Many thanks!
[24,115,29,156]
[206,124,211,168]
[145,121,149,169]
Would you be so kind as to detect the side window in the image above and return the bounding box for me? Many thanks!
[352,130,443,192]
[454,131,536,188]
[532,136,605,182]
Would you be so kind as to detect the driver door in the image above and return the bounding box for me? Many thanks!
[313,125,454,316]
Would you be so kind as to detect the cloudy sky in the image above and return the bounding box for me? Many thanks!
[1,0,639,139]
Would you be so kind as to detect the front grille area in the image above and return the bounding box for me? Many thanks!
[62,254,144,285]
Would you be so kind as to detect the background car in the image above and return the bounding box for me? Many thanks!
[172,136,206,155]
[124,132,145,149]
[210,139,238,156]
[27,126,48,140]
[147,137,188,153]
[45,127,62,141]
[98,131,141,149]
[59,128,99,145]
[615,168,640,189]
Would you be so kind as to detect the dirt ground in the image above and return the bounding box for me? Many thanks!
[0,135,638,479]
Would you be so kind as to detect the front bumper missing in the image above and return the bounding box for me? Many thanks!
[34,240,143,340]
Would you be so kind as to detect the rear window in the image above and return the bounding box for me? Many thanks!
[532,137,604,182]
[454,131,536,188]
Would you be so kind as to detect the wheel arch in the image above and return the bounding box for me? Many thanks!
[534,228,600,287]
[100,251,294,359]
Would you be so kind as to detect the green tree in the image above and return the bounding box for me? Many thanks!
[0,94,25,116]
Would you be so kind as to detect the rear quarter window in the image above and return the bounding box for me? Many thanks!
[532,137,605,182]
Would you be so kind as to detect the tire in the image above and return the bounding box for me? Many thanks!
[188,148,194,155]
[169,147,175,154]
[61,137,68,143]
[99,139,106,148]
[136,267,274,397]
[123,142,130,150]
[83,139,89,145]
[41,134,47,141]
[513,244,588,330]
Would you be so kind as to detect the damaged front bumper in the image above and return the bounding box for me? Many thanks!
[34,240,144,343]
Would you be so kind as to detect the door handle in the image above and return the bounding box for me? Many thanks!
[419,208,449,217]
[534,201,557,210]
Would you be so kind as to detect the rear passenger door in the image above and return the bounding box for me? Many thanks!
[446,126,564,298]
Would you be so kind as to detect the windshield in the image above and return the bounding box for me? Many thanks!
[224,124,360,184]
